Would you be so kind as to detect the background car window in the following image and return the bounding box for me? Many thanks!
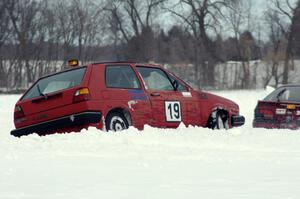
[137,67,174,91]
[264,88,285,101]
[105,65,140,89]
[279,87,300,101]
[264,87,300,101]
[22,67,86,100]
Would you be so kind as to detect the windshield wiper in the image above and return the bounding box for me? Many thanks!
[37,84,48,100]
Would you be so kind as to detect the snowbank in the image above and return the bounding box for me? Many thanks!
[1,90,300,199]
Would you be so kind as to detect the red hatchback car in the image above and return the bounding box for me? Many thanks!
[11,62,245,137]
[253,84,300,129]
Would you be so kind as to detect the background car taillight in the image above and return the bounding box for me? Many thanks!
[256,108,274,119]
[14,105,25,120]
[73,88,91,103]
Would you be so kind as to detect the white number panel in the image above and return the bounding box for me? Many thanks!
[165,101,182,122]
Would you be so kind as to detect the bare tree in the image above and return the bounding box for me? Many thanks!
[263,10,288,88]
[271,0,299,84]
[0,0,12,89]
[105,0,166,61]
[53,0,77,68]
[1,0,299,92]
[4,0,41,88]
[167,0,233,88]
[38,1,61,75]
[70,0,106,63]
[225,0,254,88]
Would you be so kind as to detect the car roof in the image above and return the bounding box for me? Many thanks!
[92,61,136,65]
[277,84,300,89]
[30,61,163,84]
[91,61,161,67]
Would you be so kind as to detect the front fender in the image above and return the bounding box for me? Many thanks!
[197,91,241,127]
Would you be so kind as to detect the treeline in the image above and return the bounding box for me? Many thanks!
[1,0,300,91]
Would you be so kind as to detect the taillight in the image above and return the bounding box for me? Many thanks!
[73,88,91,103]
[257,109,274,119]
[14,105,25,120]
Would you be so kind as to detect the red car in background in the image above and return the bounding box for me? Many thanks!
[253,84,300,129]
[11,62,245,137]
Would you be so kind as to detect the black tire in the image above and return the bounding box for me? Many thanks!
[105,112,129,132]
[213,111,229,130]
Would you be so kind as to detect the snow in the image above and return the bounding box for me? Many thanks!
[1,90,300,199]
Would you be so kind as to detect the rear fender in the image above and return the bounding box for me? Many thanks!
[105,106,133,126]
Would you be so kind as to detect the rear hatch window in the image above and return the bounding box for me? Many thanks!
[22,67,86,100]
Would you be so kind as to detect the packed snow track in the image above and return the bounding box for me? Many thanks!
[1,90,300,199]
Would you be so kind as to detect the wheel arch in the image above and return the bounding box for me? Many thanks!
[105,107,132,126]
[206,106,230,128]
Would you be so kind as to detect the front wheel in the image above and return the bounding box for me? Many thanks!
[213,111,229,130]
[105,112,129,132]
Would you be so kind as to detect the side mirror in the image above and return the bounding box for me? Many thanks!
[172,80,179,91]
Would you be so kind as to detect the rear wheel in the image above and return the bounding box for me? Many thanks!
[105,112,129,132]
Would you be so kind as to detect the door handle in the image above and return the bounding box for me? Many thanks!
[150,92,160,97]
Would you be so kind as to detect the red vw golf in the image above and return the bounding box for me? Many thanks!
[253,84,300,129]
[11,62,245,137]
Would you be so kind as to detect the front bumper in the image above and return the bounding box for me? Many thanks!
[231,115,245,127]
[11,111,102,137]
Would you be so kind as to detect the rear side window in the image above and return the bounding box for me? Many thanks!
[105,65,140,89]
[22,67,86,100]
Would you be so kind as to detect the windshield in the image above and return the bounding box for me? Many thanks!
[22,67,86,100]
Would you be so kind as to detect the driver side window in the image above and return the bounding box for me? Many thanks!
[167,73,188,91]
[137,67,174,91]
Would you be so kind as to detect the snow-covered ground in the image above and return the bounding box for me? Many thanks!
[1,90,300,199]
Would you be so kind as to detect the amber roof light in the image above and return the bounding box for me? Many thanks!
[68,59,79,67]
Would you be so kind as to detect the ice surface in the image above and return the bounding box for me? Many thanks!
[1,90,300,199]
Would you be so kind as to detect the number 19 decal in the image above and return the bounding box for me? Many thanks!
[165,101,181,122]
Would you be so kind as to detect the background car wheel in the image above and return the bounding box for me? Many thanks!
[105,112,129,132]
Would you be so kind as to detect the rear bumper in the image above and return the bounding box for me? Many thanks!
[231,115,245,127]
[253,119,300,130]
[11,111,102,137]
